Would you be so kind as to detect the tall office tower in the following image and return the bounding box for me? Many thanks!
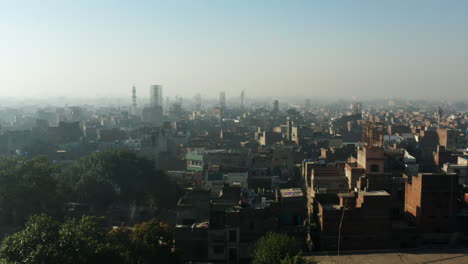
[351,102,362,115]
[273,100,279,113]
[132,85,137,114]
[150,85,163,108]
[194,93,201,111]
[240,90,245,109]
[220,91,226,109]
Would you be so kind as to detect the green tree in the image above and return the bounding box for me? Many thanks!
[280,254,307,264]
[252,233,304,264]
[0,156,61,225]
[0,214,60,264]
[59,149,179,210]
[56,216,122,264]
[0,214,122,264]
[109,218,180,264]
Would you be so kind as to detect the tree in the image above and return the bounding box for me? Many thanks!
[56,216,122,264]
[0,214,122,264]
[59,149,180,210]
[0,214,180,264]
[109,218,180,264]
[252,233,305,264]
[280,254,307,264]
[0,214,60,264]
[0,156,61,225]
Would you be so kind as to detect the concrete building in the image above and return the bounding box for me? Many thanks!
[442,155,468,185]
[150,85,163,108]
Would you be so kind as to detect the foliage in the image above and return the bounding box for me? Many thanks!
[0,214,179,264]
[58,149,179,210]
[109,218,180,264]
[0,214,115,264]
[0,157,61,225]
[280,254,307,264]
[252,232,304,264]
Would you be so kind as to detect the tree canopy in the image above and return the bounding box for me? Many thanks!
[0,156,60,225]
[0,149,180,226]
[0,214,179,264]
[252,232,305,264]
[59,149,179,210]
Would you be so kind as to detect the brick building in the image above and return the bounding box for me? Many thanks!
[313,191,392,251]
[404,173,458,234]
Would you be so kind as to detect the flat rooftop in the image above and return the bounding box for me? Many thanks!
[359,190,390,196]
[280,188,304,198]
[337,193,355,198]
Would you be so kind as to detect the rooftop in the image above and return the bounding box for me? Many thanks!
[359,190,390,197]
[337,193,356,198]
[280,188,304,198]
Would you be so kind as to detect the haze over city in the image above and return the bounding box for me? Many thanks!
[1,0,467,99]
[0,2,468,264]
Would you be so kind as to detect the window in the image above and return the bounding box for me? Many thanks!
[370,164,379,172]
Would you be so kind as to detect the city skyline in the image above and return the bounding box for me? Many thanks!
[1,1,467,100]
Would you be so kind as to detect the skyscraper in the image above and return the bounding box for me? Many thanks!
[240,90,245,109]
[273,100,279,114]
[150,85,163,108]
[132,85,137,115]
[220,91,226,109]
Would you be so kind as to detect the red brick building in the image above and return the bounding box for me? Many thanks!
[404,173,458,233]
[314,191,392,251]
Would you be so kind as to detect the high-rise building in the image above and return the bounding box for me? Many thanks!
[132,85,137,114]
[273,100,279,114]
[240,90,245,109]
[220,91,226,109]
[142,85,163,125]
[150,85,163,108]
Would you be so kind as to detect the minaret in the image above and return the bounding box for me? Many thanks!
[132,85,137,115]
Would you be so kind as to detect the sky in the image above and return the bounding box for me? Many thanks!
[0,0,467,100]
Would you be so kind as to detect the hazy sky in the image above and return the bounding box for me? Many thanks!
[0,0,467,100]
